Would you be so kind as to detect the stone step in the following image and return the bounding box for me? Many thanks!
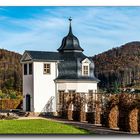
[24,112,40,117]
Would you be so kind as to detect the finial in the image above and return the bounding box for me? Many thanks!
[69,17,72,22]
[68,17,72,35]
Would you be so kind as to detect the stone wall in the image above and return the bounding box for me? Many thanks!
[103,94,140,134]
[58,91,102,124]
[58,92,140,134]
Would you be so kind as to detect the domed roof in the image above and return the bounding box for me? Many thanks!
[58,18,84,52]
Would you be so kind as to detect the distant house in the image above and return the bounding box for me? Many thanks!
[20,18,99,114]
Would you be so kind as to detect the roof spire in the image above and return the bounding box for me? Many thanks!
[68,17,72,34]
[57,17,84,52]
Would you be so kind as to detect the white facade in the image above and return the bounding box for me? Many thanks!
[57,81,97,93]
[33,61,57,112]
[22,53,58,113]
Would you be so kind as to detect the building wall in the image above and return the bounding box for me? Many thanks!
[33,62,57,112]
[57,82,97,93]
[22,60,98,113]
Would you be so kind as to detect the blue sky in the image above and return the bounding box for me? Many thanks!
[0,6,140,56]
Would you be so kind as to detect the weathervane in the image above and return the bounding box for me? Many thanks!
[69,17,72,21]
[69,17,72,23]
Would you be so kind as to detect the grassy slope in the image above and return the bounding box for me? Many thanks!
[0,119,89,134]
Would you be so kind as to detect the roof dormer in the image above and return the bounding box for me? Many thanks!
[82,58,91,77]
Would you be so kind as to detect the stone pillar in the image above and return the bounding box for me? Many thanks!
[58,91,64,117]
[129,108,139,134]
[67,103,73,121]
[79,103,87,122]
[79,111,86,122]
[94,100,102,126]
[108,105,119,130]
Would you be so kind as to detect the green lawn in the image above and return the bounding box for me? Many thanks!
[0,119,89,134]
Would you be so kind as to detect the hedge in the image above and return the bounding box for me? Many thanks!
[0,99,22,110]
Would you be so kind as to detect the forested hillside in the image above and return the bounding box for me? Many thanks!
[0,49,22,98]
[93,41,140,91]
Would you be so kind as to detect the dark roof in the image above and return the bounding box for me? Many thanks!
[55,52,99,82]
[57,20,84,52]
[25,50,62,61]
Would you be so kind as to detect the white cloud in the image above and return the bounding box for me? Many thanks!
[0,7,140,56]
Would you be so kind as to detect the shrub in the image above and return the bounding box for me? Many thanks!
[0,90,5,99]
[0,99,22,110]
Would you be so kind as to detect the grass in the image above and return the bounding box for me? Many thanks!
[0,119,89,134]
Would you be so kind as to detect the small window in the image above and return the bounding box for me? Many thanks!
[44,63,51,74]
[83,65,89,76]
[29,63,32,75]
[24,64,27,75]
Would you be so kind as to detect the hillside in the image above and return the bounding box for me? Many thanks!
[0,49,22,92]
[93,41,140,90]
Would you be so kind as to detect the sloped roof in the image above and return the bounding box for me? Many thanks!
[22,51,62,61]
